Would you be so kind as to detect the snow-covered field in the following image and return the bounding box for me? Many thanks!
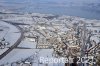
[0,49,53,65]
[0,21,21,55]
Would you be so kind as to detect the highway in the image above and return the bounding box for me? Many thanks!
[0,21,24,60]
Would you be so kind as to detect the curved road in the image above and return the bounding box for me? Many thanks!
[0,21,24,60]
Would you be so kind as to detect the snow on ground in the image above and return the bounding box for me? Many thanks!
[0,49,53,65]
[0,49,39,64]
[0,21,21,54]
[0,48,8,55]
[0,48,65,66]
[18,38,37,48]
[2,16,34,24]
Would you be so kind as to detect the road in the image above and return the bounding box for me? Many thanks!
[0,21,24,60]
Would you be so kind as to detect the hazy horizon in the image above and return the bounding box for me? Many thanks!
[0,0,100,19]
